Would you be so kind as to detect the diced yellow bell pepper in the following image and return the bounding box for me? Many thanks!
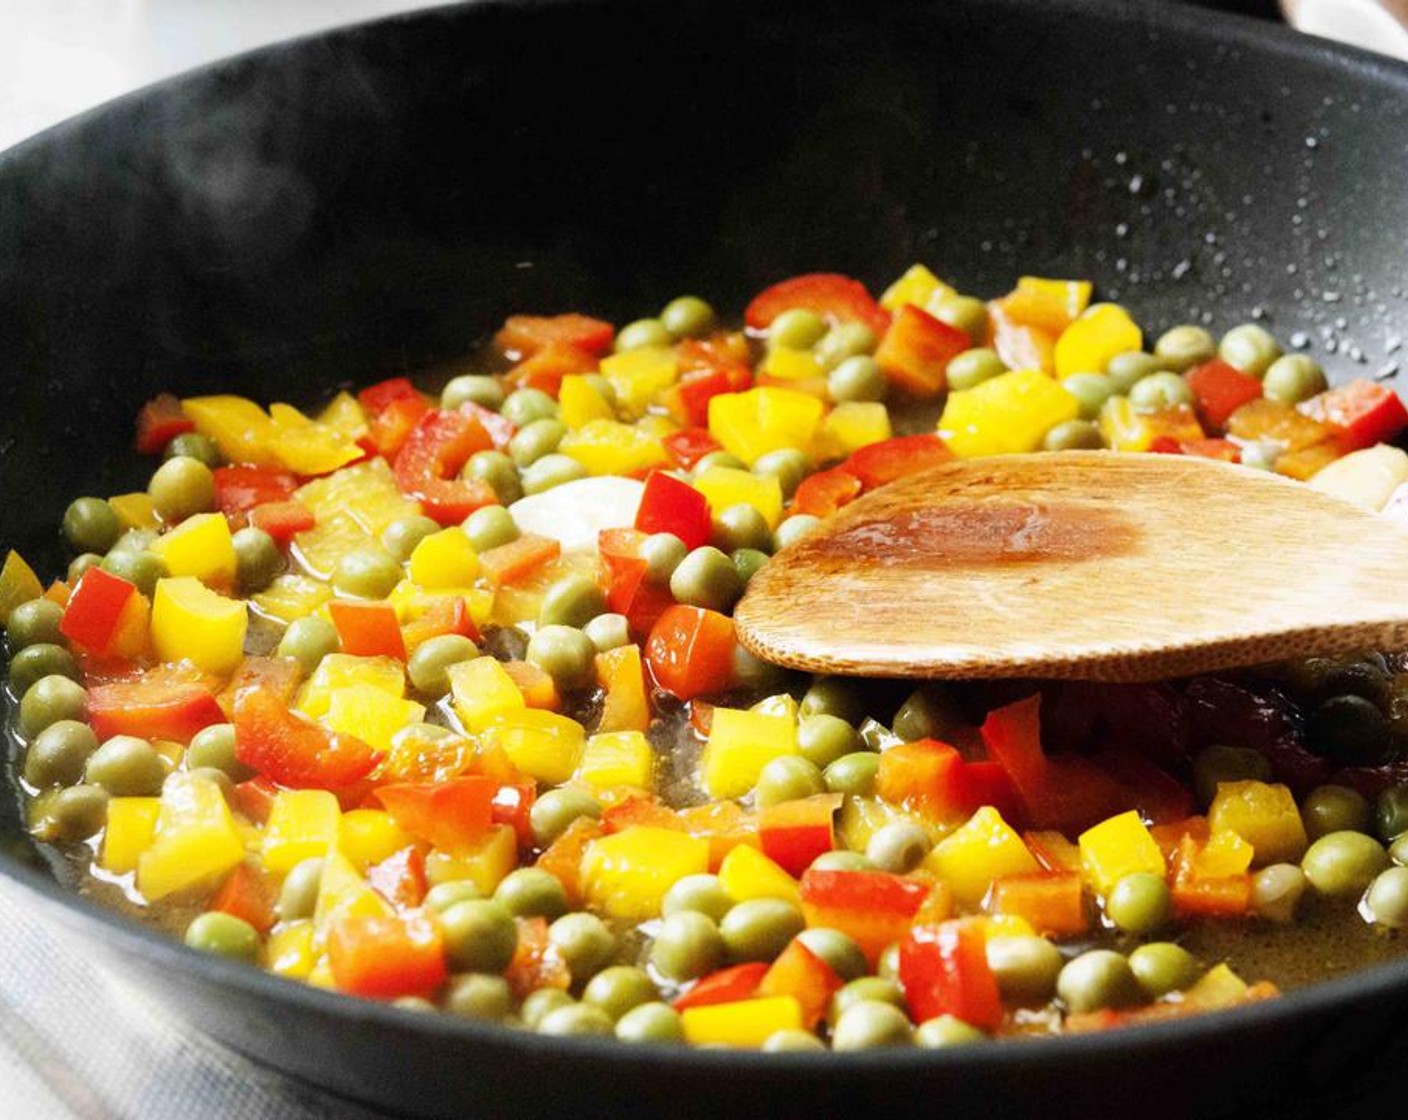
[150,512,238,588]
[313,849,393,938]
[151,577,247,674]
[316,391,370,440]
[1053,303,1142,379]
[577,730,655,791]
[708,387,825,466]
[1098,397,1205,452]
[681,996,803,1048]
[423,824,518,894]
[1078,810,1166,896]
[183,395,280,467]
[1005,277,1093,335]
[407,528,479,589]
[938,369,1080,458]
[760,346,826,382]
[292,510,371,583]
[559,419,669,477]
[323,684,425,755]
[296,654,405,719]
[558,375,616,429]
[447,656,526,733]
[109,492,159,531]
[339,809,416,871]
[1182,962,1251,1009]
[881,264,955,313]
[306,958,336,989]
[263,789,342,874]
[0,551,43,624]
[599,346,679,417]
[389,579,494,633]
[251,573,333,624]
[294,458,421,536]
[701,706,800,800]
[1207,780,1308,867]
[100,796,161,875]
[1193,829,1255,878]
[580,825,710,920]
[106,591,151,662]
[136,773,246,900]
[925,806,1039,907]
[267,921,316,980]
[692,467,784,530]
[480,709,586,784]
[717,843,800,905]
[818,402,892,459]
[267,402,364,475]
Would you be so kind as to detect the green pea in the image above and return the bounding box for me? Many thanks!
[521,454,588,495]
[332,545,403,599]
[795,928,868,982]
[824,752,880,797]
[18,675,87,739]
[442,374,505,411]
[1262,354,1327,404]
[582,966,657,1020]
[1062,372,1117,419]
[230,527,280,594]
[583,612,630,653]
[1105,350,1168,392]
[1302,830,1390,897]
[773,515,821,551]
[946,348,1008,392]
[529,787,602,849]
[693,450,749,475]
[185,911,260,963]
[525,625,597,692]
[1128,371,1194,412]
[661,874,733,923]
[651,910,726,982]
[100,550,166,598]
[616,318,674,352]
[930,295,989,343]
[537,1003,615,1037]
[1192,744,1272,808]
[440,899,518,973]
[1154,325,1216,372]
[164,432,222,467]
[616,1002,685,1044]
[462,506,518,555]
[381,515,442,562]
[24,720,98,787]
[641,532,688,584]
[875,943,901,982]
[986,935,1064,1004]
[67,553,102,584]
[1128,942,1200,999]
[494,867,569,920]
[29,783,108,842]
[1251,862,1308,923]
[752,449,810,499]
[809,851,874,873]
[797,714,861,770]
[731,548,770,588]
[1219,323,1282,378]
[110,528,158,555]
[915,1015,987,1048]
[445,973,513,1021]
[510,418,568,467]
[276,616,340,675]
[6,598,64,650]
[1373,785,1408,843]
[538,573,607,629]
[864,821,932,873]
[832,1001,913,1051]
[277,857,325,921]
[1391,834,1408,867]
[85,736,167,796]
[891,685,967,744]
[1301,784,1371,840]
[1306,694,1391,766]
[660,296,717,340]
[830,977,905,1022]
[801,677,868,725]
[670,546,743,612]
[62,497,121,553]
[769,309,827,350]
[549,912,617,985]
[826,355,887,403]
[424,880,484,912]
[463,451,523,506]
[816,322,879,369]
[712,505,773,554]
[501,387,559,427]
[1105,872,1171,935]
[720,899,805,963]
[1041,419,1103,452]
[1363,866,1408,929]
[754,755,825,807]
[1056,950,1140,1014]
[761,1028,826,1053]
[407,634,480,698]
[520,988,575,1029]
[149,457,216,523]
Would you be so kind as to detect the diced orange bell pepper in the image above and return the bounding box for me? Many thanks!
[329,600,406,660]
[988,301,1055,374]
[494,313,615,360]
[533,817,603,905]
[798,868,930,963]
[504,916,572,999]
[645,605,736,701]
[873,304,971,396]
[758,939,843,1030]
[679,800,760,871]
[399,595,480,652]
[502,660,561,711]
[506,343,598,398]
[87,676,224,744]
[844,433,954,490]
[367,845,429,911]
[376,777,497,856]
[983,871,1087,937]
[595,643,650,733]
[1185,359,1263,430]
[326,910,447,999]
[135,393,196,454]
[479,534,562,588]
[790,467,863,519]
[210,862,276,934]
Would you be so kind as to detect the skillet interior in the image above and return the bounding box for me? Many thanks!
[3,0,1408,1115]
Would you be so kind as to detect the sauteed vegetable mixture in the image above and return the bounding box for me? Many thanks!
[8,268,1408,1049]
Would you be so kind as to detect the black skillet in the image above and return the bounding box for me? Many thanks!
[3,0,1408,1116]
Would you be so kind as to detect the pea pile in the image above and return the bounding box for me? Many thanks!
[7,266,1408,1052]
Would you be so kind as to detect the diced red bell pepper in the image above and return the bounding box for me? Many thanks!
[376,776,497,856]
[232,689,382,790]
[328,600,406,660]
[366,394,432,458]
[135,393,195,455]
[672,962,770,1010]
[454,401,516,451]
[644,605,736,701]
[213,465,301,520]
[479,533,561,588]
[876,739,1020,826]
[494,313,616,359]
[798,868,931,963]
[759,793,841,877]
[674,362,753,428]
[327,911,447,1000]
[676,333,751,373]
[59,567,137,657]
[634,470,713,550]
[247,500,316,546]
[1091,748,1192,826]
[873,304,971,397]
[216,655,303,718]
[899,919,1002,1031]
[492,781,537,846]
[393,409,497,524]
[357,377,423,416]
[209,862,276,933]
[983,871,1088,937]
[367,845,429,911]
[744,273,890,337]
[597,527,675,636]
[507,343,598,398]
[845,433,954,491]
[400,596,481,652]
[661,427,723,470]
[1298,378,1408,451]
[504,916,571,999]
[1185,359,1264,430]
[758,939,843,1030]
[87,677,224,744]
[791,467,862,519]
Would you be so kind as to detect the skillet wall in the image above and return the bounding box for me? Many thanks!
[3,0,1408,1116]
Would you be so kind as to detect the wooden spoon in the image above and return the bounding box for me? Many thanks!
[732,451,1408,682]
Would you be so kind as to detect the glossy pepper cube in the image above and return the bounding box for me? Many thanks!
[717,843,801,905]
[150,513,238,589]
[447,656,526,733]
[938,370,1080,458]
[580,825,710,920]
[323,684,425,756]
[599,346,679,417]
[680,996,803,1048]
[100,797,161,875]
[707,387,824,466]
[481,709,585,784]
[702,706,800,800]
[407,528,479,589]
[576,730,654,790]
[1206,781,1308,867]
[1078,810,1166,895]
[151,577,248,675]
[925,806,1040,907]
[691,466,784,530]
[136,773,246,901]
[262,789,342,874]
[296,654,405,719]
[1053,302,1142,378]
